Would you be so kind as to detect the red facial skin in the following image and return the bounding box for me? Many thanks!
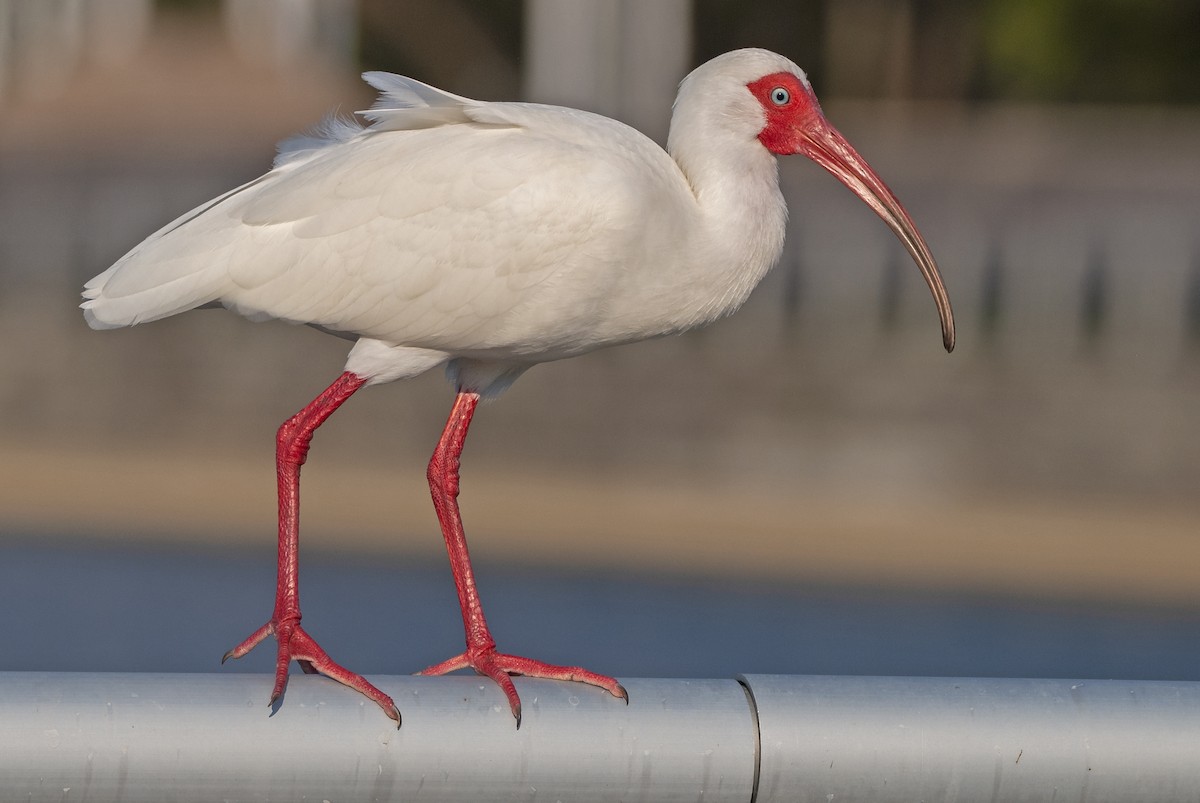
[747,72,825,155]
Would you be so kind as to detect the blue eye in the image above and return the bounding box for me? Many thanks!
[770,87,790,105]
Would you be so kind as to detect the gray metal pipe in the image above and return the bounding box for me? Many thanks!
[2,672,1199,802]
[742,674,1200,803]
[0,672,755,802]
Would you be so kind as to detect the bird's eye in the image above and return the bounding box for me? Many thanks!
[770,87,790,105]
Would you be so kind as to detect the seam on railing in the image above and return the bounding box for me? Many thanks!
[736,675,762,803]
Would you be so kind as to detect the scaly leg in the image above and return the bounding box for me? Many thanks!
[416,390,628,727]
[222,371,400,725]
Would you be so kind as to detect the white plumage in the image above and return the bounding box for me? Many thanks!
[81,49,954,725]
[84,49,810,395]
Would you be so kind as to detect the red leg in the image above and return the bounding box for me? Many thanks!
[222,371,400,725]
[416,390,627,727]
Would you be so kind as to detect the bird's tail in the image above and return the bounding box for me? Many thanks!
[79,178,261,329]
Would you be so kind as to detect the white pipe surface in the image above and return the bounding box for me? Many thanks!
[2,672,1199,802]
[741,674,1200,802]
[0,673,755,802]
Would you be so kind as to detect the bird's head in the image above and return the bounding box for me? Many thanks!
[675,49,955,353]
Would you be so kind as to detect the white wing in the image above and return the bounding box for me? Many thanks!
[83,73,698,359]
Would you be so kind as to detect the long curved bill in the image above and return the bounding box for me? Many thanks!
[798,115,956,352]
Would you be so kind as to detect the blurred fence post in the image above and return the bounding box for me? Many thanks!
[524,0,691,143]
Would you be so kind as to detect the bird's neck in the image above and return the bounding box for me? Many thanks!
[666,122,789,327]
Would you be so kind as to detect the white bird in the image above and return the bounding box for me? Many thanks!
[82,48,955,727]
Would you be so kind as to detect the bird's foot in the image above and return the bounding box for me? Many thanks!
[223,617,400,725]
[416,646,627,727]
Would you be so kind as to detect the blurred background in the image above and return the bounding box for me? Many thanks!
[1,0,1198,685]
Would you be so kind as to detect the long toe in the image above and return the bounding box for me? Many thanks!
[472,651,525,726]
[222,620,275,664]
[284,625,401,725]
[420,647,625,725]
[225,619,400,725]
[494,653,628,703]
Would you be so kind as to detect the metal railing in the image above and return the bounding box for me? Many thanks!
[2,672,1198,801]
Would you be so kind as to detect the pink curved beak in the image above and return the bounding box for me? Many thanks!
[798,110,956,353]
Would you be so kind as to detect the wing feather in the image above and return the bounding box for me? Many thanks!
[358,71,484,131]
[83,72,697,358]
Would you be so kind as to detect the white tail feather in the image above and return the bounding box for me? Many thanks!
[358,72,477,131]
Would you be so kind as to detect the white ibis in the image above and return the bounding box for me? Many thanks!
[82,48,955,727]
